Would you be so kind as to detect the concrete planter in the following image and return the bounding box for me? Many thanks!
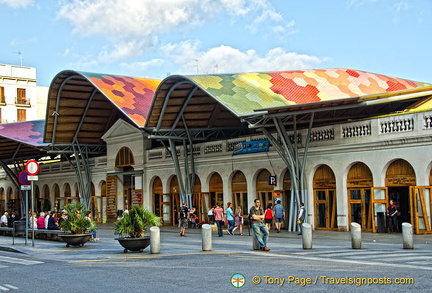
[60,233,92,247]
[116,236,151,253]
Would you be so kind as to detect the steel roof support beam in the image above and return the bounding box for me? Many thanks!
[73,88,98,142]
[52,74,83,145]
[156,81,190,131]
[0,159,27,217]
[171,86,198,130]
[183,115,196,201]
[64,139,93,210]
[168,138,186,203]
[257,113,314,232]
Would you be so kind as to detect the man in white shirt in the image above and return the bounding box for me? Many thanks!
[0,212,8,227]
[44,211,50,229]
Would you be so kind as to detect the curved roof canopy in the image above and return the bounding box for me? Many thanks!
[148,68,432,132]
[45,70,160,146]
[0,120,48,162]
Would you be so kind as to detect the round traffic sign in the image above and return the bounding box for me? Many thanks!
[18,171,30,185]
[25,160,40,176]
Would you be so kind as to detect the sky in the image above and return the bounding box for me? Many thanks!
[0,0,431,87]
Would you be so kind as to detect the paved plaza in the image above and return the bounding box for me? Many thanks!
[0,225,431,292]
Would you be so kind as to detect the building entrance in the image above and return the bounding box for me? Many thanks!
[388,186,409,232]
[313,165,337,230]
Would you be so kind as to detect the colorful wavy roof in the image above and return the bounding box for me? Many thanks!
[0,120,48,146]
[188,68,432,115]
[83,72,160,126]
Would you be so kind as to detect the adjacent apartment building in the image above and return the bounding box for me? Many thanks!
[0,63,48,123]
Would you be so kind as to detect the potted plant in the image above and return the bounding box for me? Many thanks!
[114,206,161,253]
[59,201,97,247]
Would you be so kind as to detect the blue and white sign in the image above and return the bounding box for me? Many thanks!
[232,139,270,156]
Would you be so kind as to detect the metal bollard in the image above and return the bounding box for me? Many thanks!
[350,222,361,249]
[252,233,260,250]
[402,222,414,249]
[150,226,160,254]
[202,224,212,251]
[302,223,312,249]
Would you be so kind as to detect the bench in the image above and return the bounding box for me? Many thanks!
[0,226,67,241]
[0,226,13,236]
[29,229,68,241]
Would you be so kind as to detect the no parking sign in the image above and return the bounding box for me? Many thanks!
[18,171,30,185]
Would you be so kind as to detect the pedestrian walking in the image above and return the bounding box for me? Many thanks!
[232,206,243,235]
[249,199,270,251]
[226,202,235,235]
[178,202,189,237]
[273,200,285,233]
[213,203,224,237]
[264,203,273,230]
[297,202,305,235]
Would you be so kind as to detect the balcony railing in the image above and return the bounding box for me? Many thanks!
[15,97,30,106]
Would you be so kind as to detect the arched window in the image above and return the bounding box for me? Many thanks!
[115,147,135,167]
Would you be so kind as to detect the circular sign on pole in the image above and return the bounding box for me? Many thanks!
[18,171,30,185]
[25,160,40,176]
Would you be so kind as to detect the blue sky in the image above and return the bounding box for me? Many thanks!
[0,0,431,86]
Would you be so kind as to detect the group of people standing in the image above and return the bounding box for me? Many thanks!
[178,199,306,252]
[0,210,64,230]
[213,202,244,237]
[178,202,245,237]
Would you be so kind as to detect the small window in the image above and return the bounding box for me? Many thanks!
[115,147,135,167]
[0,87,4,103]
[17,88,27,104]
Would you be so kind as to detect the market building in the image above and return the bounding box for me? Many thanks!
[0,68,431,234]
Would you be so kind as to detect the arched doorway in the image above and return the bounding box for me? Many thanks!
[98,181,106,223]
[386,159,416,232]
[347,162,373,231]
[7,187,17,214]
[191,175,204,222]
[313,165,337,230]
[282,170,292,230]
[42,185,51,212]
[63,183,72,207]
[53,184,60,212]
[232,171,247,217]
[35,186,41,213]
[0,188,5,213]
[170,176,180,225]
[256,169,274,209]
[153,177,171,226]
[209,173,223,208]
[115,147,136,211]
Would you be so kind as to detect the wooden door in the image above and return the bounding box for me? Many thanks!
[314,189,337,230]
[371,187,388,233]
[410,186,432,234]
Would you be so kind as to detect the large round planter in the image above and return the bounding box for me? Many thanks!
[60,233,92,247]
[116,236,150,253]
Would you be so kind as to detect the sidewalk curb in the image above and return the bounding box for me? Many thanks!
[0,246,25,254]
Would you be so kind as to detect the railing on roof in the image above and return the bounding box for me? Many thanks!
[146,111,432,162]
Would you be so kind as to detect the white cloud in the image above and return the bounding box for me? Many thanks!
[56,0,295,62]
[0,0,32,9]
[120,59,166,72]
[57,0,221,40]
[160,41,325,74]
[56,0,307,75]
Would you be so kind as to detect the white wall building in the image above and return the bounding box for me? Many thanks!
[0,63,48,123]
